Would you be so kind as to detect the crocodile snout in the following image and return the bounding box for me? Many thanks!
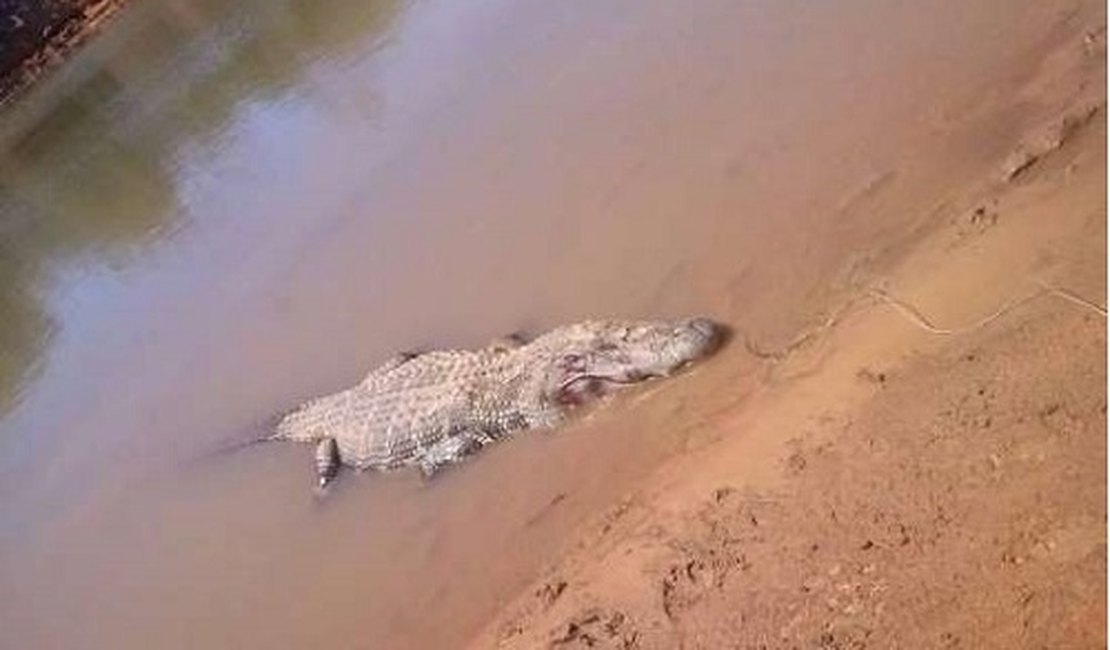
[683,317,724,357]
[688,317,718,341]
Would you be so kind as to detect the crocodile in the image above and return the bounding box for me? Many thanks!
[269,318,723,489]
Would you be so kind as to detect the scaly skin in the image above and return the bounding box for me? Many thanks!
[272,318,722,487]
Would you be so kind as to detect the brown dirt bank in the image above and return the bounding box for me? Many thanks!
[470,15,1108,650]
[0,0,124,105]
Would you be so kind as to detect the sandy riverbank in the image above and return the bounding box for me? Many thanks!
[469,8,1108,650]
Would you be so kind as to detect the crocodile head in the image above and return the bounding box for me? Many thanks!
[548,318,723,405]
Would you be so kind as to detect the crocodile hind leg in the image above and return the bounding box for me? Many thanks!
[315,437,340,489]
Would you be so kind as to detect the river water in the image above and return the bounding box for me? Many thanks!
[0,0,1069,647]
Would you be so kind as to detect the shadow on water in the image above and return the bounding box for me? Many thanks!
[0,0,406,413]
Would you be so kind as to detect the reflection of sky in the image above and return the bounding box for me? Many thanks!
[0,0,423,492]
[0,0,417,408]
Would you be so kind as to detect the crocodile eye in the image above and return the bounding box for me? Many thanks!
[559,353,587,373]
[554,376,604,406]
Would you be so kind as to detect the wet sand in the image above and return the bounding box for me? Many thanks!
[0,0,1105,648]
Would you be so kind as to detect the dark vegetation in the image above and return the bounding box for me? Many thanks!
[0,0,122,103]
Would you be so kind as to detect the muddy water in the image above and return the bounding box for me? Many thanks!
[0,0,1077,647]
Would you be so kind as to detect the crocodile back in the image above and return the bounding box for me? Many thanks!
[277,348,535,469]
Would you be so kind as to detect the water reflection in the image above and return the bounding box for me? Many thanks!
[0,0,405,412]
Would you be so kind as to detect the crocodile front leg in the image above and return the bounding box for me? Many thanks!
[416,431,492,477]
[487,332,528,353]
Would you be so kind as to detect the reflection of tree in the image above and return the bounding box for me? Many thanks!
[0,251,50,412]
[0,76,179,411]
[110,0,406,141]
[0,0,404,411]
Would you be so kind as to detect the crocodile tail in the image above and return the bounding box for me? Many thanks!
[271,390,349,443]
[215,432,283,456]
[180,421,286,471]
[263,409,290,440]
[271,401,318,442]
